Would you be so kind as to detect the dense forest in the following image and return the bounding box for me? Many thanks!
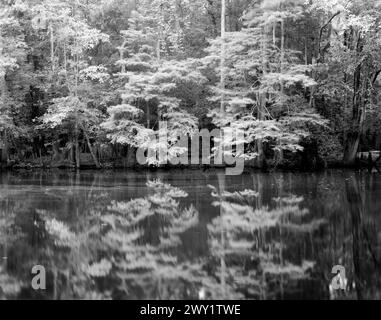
[1,0,381,170]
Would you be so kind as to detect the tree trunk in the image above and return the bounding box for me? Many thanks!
[75,131,80,169]
[256,27,268,169]
[1,131,9,164]
[50,22,55,77]
[280,18,285,96]
[275,20,286,164]
[146,101,150,128]
[220,0,226,116]
[344,36,364,165]
[74,27,80,170]
[81,124,101,169]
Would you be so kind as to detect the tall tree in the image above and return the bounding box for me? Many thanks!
[202,0,325,168]
[34,0,109,168]
[309,0,381,164]
[0,1,27,164]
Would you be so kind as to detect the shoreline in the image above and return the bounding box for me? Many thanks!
[1,161,378,174]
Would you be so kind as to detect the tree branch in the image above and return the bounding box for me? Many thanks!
[318,11,341,62]
[372,70,381,85]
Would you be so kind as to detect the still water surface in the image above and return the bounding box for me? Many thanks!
[0,169,380,300]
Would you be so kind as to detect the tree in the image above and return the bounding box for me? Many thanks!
[33,0,109,168]
[309,0,381,164]
[133,0,211,59]
[201,0,326,168]
[103,10,206,166]
[0,2,28,164]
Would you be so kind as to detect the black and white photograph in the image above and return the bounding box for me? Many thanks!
[1,0,381,304]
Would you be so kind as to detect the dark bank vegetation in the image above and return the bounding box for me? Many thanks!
[1,0,381,171]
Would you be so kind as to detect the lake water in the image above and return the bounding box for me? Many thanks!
[0,169,380,300]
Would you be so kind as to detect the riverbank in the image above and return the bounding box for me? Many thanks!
[1,160,379,174]
[1,150,380,173]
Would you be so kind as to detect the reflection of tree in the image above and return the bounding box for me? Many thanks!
[0,171,115,299]
[0,174,26,299]
[206,184,323,300]
[0,207,24,299]
[41,180,203,299]
[99,180,200,299]
[342,173,381,300]
[296,171,381,300]
[1,171,381,300]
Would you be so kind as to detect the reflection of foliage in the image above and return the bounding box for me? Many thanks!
[206,185,322,300]
[45,219,77,248]
[83,259,112,278]
[0,209,24,299]
[42,180,201,299]
[0,271,23,299]
[100,180,200,298]
[2,171,380,300]
[37,211,111,299]
[11,179,326,300]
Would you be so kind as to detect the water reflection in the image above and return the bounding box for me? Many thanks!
[0,170,380,300]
